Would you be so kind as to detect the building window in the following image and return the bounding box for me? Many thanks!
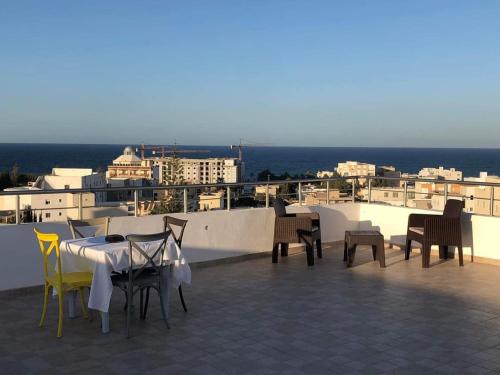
[45,213,51,218]
[45,200,51,205]
[64,185,70,189]
[392,192,398,198]
[384,192,389,198]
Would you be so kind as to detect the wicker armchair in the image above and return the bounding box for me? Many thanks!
[405,199,464,268]
[272,198,322,266]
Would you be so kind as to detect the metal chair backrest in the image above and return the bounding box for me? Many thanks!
[443,199,464,219]
[273,198,287,217]
[163,216,188,248]
[68,217,110,239]
[125,231,171,282]
[34,228,63,286]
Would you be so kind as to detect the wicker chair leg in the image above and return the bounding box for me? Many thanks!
[343,240,348,262]
[272,244,279,263]
[439,246,447,260]
[422,245,431,268]
[405,239,411,260]
[280,243,288,257]
[316,240,322,258]
[371,245,377,261]
[458,245,464,266]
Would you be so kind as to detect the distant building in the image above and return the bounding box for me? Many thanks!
[304,189,341,205]
[198,191,225,211]
[418,166,463,181]
[255,185,279,200]
[316,170,336,178]
[336,161,376,186]
[107,147,156,180]
[462,172,500,215]
[0,168,126,222]
[152,157,243,185]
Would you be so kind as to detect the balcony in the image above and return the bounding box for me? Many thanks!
[1,179,500,373]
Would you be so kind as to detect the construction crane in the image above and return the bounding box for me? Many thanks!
[136,144,211,159]
[230,139,268,161]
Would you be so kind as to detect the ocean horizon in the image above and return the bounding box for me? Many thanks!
[1,143,499,179]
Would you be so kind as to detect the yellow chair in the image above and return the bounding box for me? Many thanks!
[34,228,93,338]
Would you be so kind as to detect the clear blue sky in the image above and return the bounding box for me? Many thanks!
[1,0,499,147]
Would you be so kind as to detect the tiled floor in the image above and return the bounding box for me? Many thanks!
[2,244,500,374]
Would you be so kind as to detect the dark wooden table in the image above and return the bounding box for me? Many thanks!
[344,230,386,268]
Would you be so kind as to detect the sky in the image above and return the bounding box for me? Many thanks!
[1,0,500,147]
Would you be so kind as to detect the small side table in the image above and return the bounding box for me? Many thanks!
[344,230,386,268]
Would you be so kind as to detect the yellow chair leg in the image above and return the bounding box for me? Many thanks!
[79,287,89,319]
[57,293,64,338]
[39,284,50,328]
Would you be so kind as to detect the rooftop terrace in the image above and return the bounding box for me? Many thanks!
[2,244,500,374]
[1,177,500,374]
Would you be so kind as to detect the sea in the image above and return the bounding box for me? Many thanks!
[1,143,500,179]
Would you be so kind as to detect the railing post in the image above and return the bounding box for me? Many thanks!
[490,186,494,216]
[265,184,270,208]
[367,179,372,204]
[351,179,356,203]
[298,182,302,205]
[134,190,139,217]
[15,195,20,224]
[78,193,83,220]
[326,180,330,205]
[403,181,408,208]
[444,182,449,204]
[183,188,188,214]
[227,187,231,211]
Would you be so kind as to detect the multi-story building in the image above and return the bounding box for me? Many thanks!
[107,147,155,180]
[0,168,110,222]
[153,157,243,185]
[35,167,107,203]
[418,166,463,181]
[462,172,500,216]
[336,161,376,186]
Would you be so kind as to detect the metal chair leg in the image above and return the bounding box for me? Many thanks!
[178,285,187,312]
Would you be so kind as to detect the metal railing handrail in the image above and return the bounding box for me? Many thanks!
[2,175,500,197]
[2,175,499,224]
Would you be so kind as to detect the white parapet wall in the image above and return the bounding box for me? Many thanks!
[0,208,277,291]
[1,202,499,292]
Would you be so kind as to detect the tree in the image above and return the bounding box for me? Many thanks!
[10,164,19,186]
[0,172,13,190]
[153,156,185,214]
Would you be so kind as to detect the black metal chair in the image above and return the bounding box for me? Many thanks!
[163,216,189,312]
[132,216,190,321]
[67,217,110,239]
[112,231,171,338]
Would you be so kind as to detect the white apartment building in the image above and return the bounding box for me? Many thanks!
[418,166,463,181]
[152,157,243,185]
[336,161,376,186]
[36,168,107,203]
[0,168,108,222]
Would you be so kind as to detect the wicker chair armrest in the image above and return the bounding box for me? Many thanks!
[408,213,437,228]
[424,216,462,244]
[295,212,320,226]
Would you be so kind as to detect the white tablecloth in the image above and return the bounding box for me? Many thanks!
[60,236,191,312]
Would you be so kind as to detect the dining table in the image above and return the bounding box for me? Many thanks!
[59,235,191,333]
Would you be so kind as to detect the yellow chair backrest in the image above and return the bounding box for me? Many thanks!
[34,228,63,286]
